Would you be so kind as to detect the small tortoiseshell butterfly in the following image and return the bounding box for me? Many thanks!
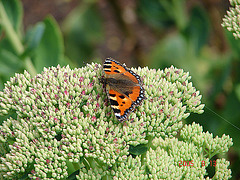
[100,58,146,122]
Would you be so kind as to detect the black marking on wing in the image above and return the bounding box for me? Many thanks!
[113,108,121,113]
[114,70,121,73]
[124,91,132,97]
[103,64,112,68]
[109,93,116,97]
[104,60,112,65]
[110,99,119,106]
[119,95,125,99]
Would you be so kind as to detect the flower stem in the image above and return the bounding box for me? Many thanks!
[0,2,23,53]
[141,135,153,164]
[0,1,37,76]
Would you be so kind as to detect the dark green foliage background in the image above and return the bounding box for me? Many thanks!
[0,0,239,179]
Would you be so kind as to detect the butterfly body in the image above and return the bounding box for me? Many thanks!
[101,58,146,122]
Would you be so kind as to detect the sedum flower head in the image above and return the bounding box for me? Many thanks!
[222,0,240,39]
[146,123,232,179]
[0,64,232,179]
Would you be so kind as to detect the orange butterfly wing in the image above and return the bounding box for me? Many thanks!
[102,58,146,121]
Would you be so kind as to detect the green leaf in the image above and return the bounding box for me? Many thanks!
[0,49,23,76]
[149,33,188,69]
[0,78,3,91]
[0,109,17,125]
[129,144,148,155]
[225,30,240,59]
[23,22,45,57]
[68,170,79,180]
[137,0,187,31]
[184,6,210,55]
[63,4,104,65]
[0,47,23,91]
[18,172,29,180]
[1,0,23,34]
[0,35,16,53]
[235,84,240,102]
[32,16,64,73]
[137,0,175,30]
[220,92,240,149]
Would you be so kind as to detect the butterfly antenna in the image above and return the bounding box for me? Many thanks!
[205,106,240,131]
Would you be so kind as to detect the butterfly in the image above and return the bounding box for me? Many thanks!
[100,58,146,122]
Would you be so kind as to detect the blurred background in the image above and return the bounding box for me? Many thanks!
[0,0,240,179]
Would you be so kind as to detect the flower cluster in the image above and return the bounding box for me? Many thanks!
[76,124,233,179]
[145,123,232,179]
[0,64,232,179]
[222,0,240,39]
